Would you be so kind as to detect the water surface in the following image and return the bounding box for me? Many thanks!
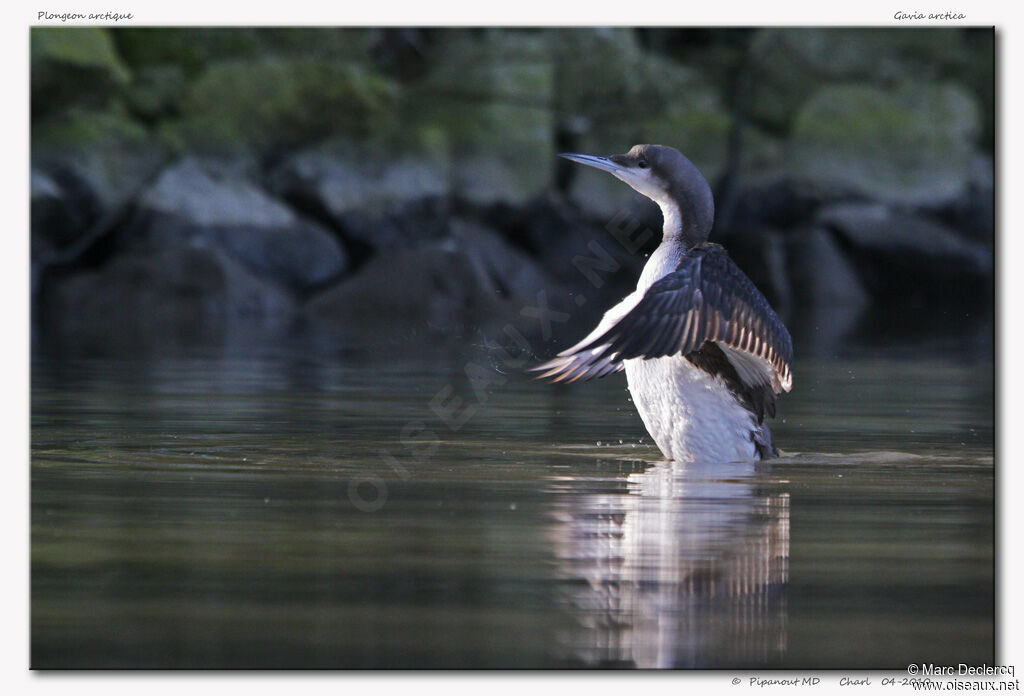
[31,340,994,668]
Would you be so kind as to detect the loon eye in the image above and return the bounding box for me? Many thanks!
[637,159,649,169]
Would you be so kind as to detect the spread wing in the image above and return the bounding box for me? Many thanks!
[531,243,793,400]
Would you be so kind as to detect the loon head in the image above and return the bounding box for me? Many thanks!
[560,144,714,247]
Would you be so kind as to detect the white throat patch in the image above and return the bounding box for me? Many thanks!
[613,168,683,238]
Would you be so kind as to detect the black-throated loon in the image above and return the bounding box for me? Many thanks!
[532,144,794,464]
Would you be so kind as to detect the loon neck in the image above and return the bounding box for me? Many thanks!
[655,197,706,248]
[638,234,686,291]
[658,199,683,239]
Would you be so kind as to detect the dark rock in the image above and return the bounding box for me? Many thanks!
[332,198,453,263]
[307,243,482,334]
[484,195,647,301]
[449,153,550,207]
[448,219,558,304]
[811,203,993,343]
[724,177,862,231]
[31,168,95,262]
[31,146,151,293]
[33,108,170,218]
[41,243,295,350]
[306,219,567,336]
[268,143,450,218]
[32,107,172,288]
[785,227,869,357]
[815,202,993,277]
[787,226,869,311]
[919,153,994,244]
[132,157,349,292]
[716,225,792,321]
[266,143,452,259]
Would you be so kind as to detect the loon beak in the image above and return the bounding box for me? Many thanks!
[558,152,624,175]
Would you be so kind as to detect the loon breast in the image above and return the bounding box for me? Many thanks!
[625,356,760,464]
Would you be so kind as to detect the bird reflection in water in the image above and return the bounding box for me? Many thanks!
[548,460,790,668]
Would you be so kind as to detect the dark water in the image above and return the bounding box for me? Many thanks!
[31,339,994,669]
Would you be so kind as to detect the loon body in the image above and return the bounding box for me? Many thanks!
[533,145,793,464]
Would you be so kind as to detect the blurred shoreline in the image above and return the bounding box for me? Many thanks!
[31,28,994,363]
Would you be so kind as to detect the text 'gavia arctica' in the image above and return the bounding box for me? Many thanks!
[532,144,794,464]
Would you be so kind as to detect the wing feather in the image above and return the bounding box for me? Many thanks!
[530,244,793,395]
